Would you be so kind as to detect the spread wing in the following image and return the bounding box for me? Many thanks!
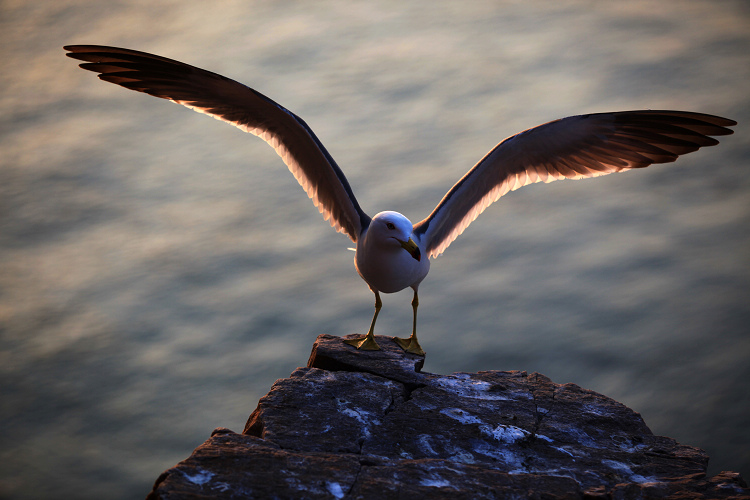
[64,45,370,242]
[414,110,735,258]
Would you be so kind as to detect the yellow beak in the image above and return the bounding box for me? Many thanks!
[399,237,421,262]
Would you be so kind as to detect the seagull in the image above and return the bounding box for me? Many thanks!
[64,45,736,356]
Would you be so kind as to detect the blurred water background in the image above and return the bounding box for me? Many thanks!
[1,1,748,498]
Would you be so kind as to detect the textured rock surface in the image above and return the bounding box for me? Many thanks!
[147,334,749,499]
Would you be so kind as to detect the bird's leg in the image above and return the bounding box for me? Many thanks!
[393,289,425,356]
[343,290,382,350]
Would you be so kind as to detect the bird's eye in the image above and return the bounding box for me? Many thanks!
[386,222,395,230]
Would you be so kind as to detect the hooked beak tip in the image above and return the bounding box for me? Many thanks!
[413,246,421,261]
[400,237,421,261]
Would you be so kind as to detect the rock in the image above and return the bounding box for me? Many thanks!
[147,334,749,499]
[306,333,427,387]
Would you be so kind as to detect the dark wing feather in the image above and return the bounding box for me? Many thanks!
[64,45,370,242]
[414,110,735,258]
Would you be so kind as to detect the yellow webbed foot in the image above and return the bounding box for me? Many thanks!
[393,336,425,356]
[343,334,381,351]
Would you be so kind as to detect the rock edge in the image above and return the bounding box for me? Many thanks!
[147,334,749,499]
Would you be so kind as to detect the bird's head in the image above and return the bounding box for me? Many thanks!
[369,211,421,261]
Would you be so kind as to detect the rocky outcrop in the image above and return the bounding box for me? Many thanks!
[147,334,749,499]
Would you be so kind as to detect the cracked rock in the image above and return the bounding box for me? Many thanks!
[147,334,749,499]
[244,367,405,454]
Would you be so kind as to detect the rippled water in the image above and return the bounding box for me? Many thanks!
[1,1,748,498]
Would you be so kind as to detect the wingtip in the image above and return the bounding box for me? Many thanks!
[63,44,87,52]
[63,45,95,61]
[709,116,737,132]
[712,116,737,128]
